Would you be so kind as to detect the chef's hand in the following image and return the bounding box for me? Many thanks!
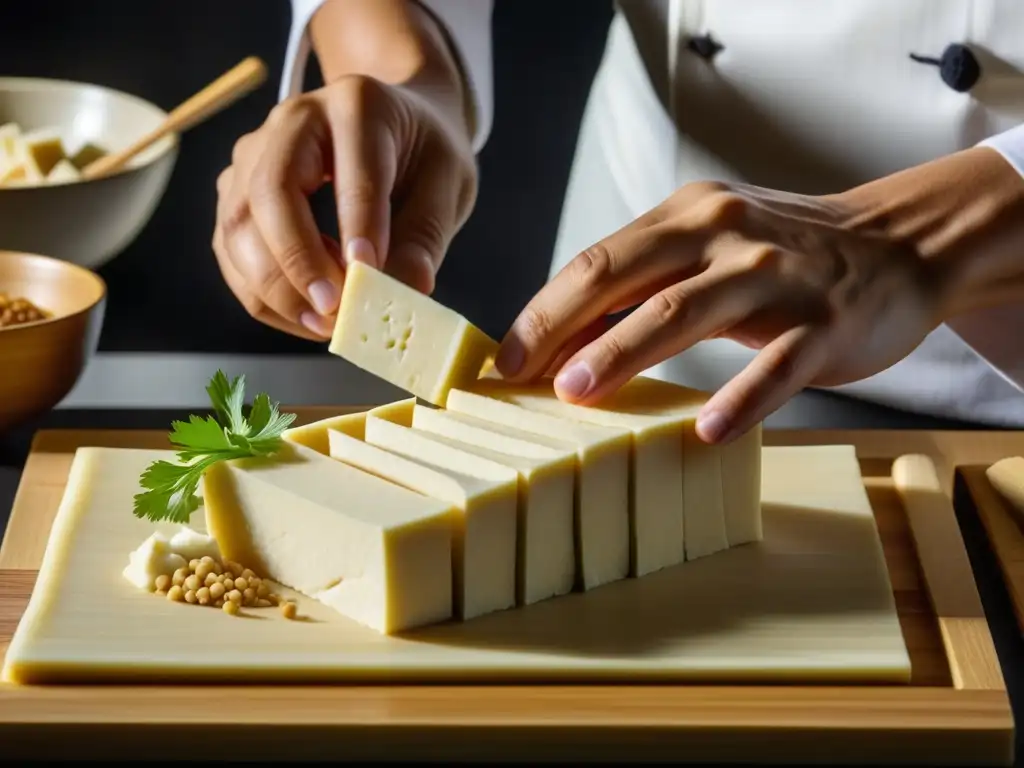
[494,180,949,445]
[213,51,476,341]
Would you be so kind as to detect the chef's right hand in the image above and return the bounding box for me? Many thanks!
[212,76,478,340]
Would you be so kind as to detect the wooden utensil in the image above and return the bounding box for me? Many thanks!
[891,454,1002,691]
[81,57,267,180]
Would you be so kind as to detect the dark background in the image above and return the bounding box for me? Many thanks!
[0,0,614,351]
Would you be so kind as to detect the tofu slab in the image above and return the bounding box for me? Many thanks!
[328,261,497,406]
[329,421,518,621]
[446,387,631,590]
[412,404,576,605]
[202,441,456,634]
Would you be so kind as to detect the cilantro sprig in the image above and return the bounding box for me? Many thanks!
[132,370,297,524]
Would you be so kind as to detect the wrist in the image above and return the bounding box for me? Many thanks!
[309,0,473,146]
[833,147,1024,320]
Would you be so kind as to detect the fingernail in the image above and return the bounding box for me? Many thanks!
[307,280,338,316]
[346,237,378,268]
[554,361,594,400]
[697,409,730,443]
[300,311,332,338]
[391,243,436,294]
[495,337,525,378]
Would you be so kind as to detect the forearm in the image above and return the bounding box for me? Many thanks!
[835,145,1024,318]
[309,0,474,144]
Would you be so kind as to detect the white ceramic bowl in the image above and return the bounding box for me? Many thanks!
[0,77,178,270]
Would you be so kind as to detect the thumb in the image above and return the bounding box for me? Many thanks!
[385,159,463,295]
[331,111,396,272]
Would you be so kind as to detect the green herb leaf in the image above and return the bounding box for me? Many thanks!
[168,414,233,461]
[206,370,248,435]
[132,370,295,523]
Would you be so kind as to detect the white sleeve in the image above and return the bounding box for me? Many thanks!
[979,123,1024,177]
[281,0,494,153]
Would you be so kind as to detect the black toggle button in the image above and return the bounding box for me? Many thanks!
[909,43,982,93]
[687,33,724,61]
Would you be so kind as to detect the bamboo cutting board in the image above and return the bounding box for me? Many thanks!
[1,444,909,684]
[0,417,1015,764]
[961,464,1024,632]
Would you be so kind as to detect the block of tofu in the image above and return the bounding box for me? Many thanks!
[329,426,515,620]
[472,377,687,575]
[986,456,1024,519]
[282,411,368,453]
[18,128,66,178]
[446,387,632,590]
[0,122,20,161]
[476,377,760,558]
[351,408,519,619]
[411,404,576,605]
[202,440,456,634]
[329,260,498,406]
[720,422,763,546]
[46,158,81,183]
[69,141,107,170]
[0,162,28,186]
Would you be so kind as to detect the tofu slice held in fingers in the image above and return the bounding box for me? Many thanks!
[445,387,632,591]
[411,404,576,606]
[202,441,456,634]
[327,401,519,621]
[328,261,498,406]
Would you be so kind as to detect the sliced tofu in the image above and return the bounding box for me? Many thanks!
[445,387,632,590]
[46,158,81,183]
[0,122,22,166]
[0,162,28,186]
[412,404,576,606]
[330,409,518,620]
[472,377,688,575]
[202,440,456,634]
[282,411,368,453]
[19,128,66,178]
[329,261,498,406]
[69,141,108,171]
[720,422,763,546]
[476,376,761,559]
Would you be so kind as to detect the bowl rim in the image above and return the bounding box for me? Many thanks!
[0,75,179,187]
[0,249,107,333]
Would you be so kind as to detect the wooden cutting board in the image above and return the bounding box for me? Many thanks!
[0,416,1014,764]
[961,464,1024,633]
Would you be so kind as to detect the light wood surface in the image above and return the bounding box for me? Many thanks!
[1,444,911,685]
[0,421,1014,763]
[0,251,106,431]
[891,455,1003,690]
[962,464,1024,632]
[82,57,267,180]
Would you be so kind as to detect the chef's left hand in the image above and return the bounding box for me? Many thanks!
[493,180,949,445]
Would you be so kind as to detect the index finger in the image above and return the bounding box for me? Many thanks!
[495,215,696,382]
[248,99,345,318]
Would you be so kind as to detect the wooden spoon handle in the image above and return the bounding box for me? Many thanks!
[82,56,268,180]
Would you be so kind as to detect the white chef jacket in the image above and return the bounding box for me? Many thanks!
[283,0,1024,427]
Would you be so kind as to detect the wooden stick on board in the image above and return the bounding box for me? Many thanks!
[891,453,1003,690]
[82,56,267,180]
